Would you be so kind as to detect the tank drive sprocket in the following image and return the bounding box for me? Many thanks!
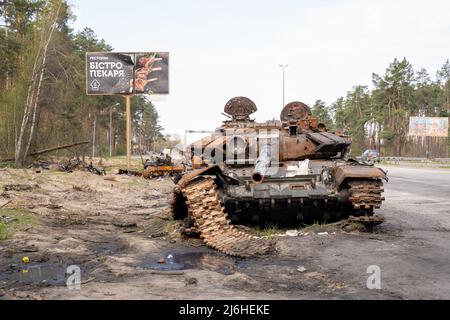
[348,179,385,226]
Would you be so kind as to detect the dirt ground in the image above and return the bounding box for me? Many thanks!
[0,164,449,300]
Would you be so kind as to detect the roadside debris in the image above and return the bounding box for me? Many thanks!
[58,158,84,172]
[113,220,137,228]
[0,215,18,224]
[285,230,301,237]
[297,266,307,273]
[85,162,106,176]
[118,169,142,176]
[318,232,329,236]
[185,277,198,286]
[142,154,186,179]
[29,160,51,171]
[58,158,106,175]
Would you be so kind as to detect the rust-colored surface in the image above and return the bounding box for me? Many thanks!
[280,101,312,121]
[186,97,351,164]
[176,165,223,189]
[172,97,388,257]
[334,166,387,186]
[181,177,272,257]
[143,165,185,179]
[192,156,204,169]
[280,136,316,161]
[224,96,257,121]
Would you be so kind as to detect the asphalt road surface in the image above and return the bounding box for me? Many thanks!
[331,165,450,299]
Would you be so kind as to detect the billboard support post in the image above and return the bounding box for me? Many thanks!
[125,95,132,170]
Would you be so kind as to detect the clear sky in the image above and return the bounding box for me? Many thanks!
[69,0,450,138]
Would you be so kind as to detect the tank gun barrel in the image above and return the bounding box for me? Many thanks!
[252,144,272,184]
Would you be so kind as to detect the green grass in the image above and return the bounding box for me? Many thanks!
[302,220,329,229]
[0,222,7,240]
[0,208,39,240]
[250,224,283,240]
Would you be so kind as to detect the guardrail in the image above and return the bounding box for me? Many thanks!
[380,157,450,163]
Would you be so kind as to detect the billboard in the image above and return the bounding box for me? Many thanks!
[408,117,449,137]
[86,52,169,95]
[134,52,169,94]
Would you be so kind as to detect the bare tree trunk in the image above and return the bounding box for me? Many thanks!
[15,1,61,165]
[15,35,45,162]
[24,22,57,158]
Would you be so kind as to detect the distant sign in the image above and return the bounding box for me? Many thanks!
[408,117,449,137]
[86,52,169,95]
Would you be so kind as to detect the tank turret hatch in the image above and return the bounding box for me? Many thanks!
[280,101,312,122]
[224,96,257,122]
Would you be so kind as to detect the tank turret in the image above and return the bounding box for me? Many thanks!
[173,97,388,258]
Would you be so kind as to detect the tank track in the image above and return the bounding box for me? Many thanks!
[348,179,385,225]
[179,177,273,258]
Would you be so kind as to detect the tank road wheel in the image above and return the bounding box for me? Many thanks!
[347,179,385,229]
[173,176,273,258]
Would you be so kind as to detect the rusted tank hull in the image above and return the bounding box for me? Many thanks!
[333,165,387,187]
[174,160,386,225]
[171,97,389,257]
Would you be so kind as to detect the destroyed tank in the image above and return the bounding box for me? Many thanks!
[172,97,387,257]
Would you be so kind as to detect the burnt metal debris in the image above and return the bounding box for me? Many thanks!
[142,154,186,179]
[118,169,142,177]
[172,97,388,257]
[58,158,106,176]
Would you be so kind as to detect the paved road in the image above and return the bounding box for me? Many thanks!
[324,165,450,299]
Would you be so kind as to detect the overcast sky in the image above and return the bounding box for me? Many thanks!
[70,0,450,138]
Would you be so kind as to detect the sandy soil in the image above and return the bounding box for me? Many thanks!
[0,165,449,300]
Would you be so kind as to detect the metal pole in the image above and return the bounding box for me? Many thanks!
[109,107,113,158]
[125,96,132,170]
[282,67,285,107]
[279,64,288,107]
[92,116,96,159]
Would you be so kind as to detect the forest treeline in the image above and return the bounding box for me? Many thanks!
[1,1,449,164]
[311,58,450,157]
[0,0,165,165]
